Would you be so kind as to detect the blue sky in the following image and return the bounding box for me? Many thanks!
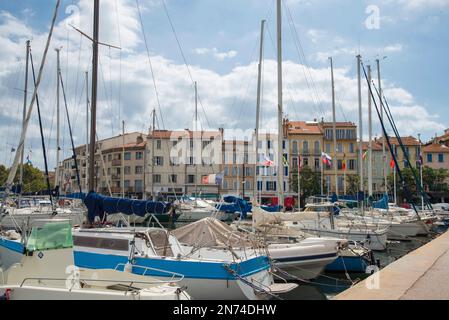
[0,0,448,169]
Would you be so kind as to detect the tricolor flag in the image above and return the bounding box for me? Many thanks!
[261,154,274,167]
[321,152,332,166]
[362,150,368,160]
[202,173,224,185]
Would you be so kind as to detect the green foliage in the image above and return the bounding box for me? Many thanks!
[0,165,8,186]
[346,174,360,196]
[1,164,51,193]
[290,166,322,198]
[387,166,449,203]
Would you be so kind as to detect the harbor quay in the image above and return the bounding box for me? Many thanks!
[334,229,449,300]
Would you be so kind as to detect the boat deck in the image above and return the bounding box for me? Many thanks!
[334,230,449,300]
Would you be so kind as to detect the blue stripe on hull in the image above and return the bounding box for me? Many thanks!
[325,256,369,273]
[0,238,24,254]
[74,250,270,280]
[274,252,337,263]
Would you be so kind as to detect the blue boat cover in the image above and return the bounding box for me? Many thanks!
[373,194,389,210]
[216,196,252,219]
[260,205,282,212]
[84,192,172,223]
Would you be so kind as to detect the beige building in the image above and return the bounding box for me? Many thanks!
[322,121,358,194]
[145,129,223,200]
[59,132,147,197]
[423,143,449,170]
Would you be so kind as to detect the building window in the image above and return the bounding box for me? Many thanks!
[169,174,177,183]
[427,154,433,163]
[439,153,444,163]
[224,166,229,176]
[156,140,162,150]
[349,143,354,153]
[337,143,343,153]
[124,166,131,175]
[124,180,130,188]
[108,154,112,161]
[153,174,161,183]
[136,152,143,160]
[292,157,298,168]
[303,157,309,167]
[135,180,143,192]
[124,152,131,161]
[266,181,276,191]
[188,175,195,184]
[314,158,320,171]
[257,181,262,191]
[135,166,143,174]
[349,159,356,170]
[245,167,252,176]
[303,141,309,153]
[292,141,298,154]
[337,160,343,170]
[314,141,320,154]
[223,180,228,189]
[326,143,331,154]
[155,156,164,166]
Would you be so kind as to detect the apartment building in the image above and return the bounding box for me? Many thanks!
[145,129,223,200]
[321,121,358,194]
[59,132,147,197]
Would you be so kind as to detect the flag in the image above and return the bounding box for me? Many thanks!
[215,173,224,185]
[282,155,289,167]
[261,154,274,166]
[321,152,332,166]
[362,150,368,160]
[342,153,347,171]
[202,175,209,184]
[417,153,423,167]
[390,159,395,169]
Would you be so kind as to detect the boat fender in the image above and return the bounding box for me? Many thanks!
[124,262,133,273]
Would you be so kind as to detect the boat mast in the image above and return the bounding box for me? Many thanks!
[122,120,125,198]
[276,0,284,208]
[254,19,265,205]
[88,0,99,192]
[418,133,424,211]
[368,65,373,198]
[194,81,198,204]
[85,71,89,193]
[376,59,387,195]
[329,57,338,196]
[356,54,364,213]
[151,108,156,201]
[55,47,61,189]
[19,40,30,206]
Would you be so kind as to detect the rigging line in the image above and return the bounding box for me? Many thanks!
[98,55,115,135]
[72,33,84,116]
[160,0,211,129]
[283,1,327,118]
[135,0,167,131]
[114,0,123,135]
[29,51,53,205]
[59,72,82,193]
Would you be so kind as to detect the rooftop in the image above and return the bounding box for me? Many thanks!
[286,121,322,135]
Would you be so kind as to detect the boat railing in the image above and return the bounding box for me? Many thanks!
[113,263,184,283]
[18,276,184,290]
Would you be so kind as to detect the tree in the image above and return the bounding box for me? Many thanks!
[346,174,360,196]
[0,165,8,186]
[290,166,321,202]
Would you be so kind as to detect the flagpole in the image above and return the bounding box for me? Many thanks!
[393,164,397,204]
[418,133,424,211]
[297,156,301,210]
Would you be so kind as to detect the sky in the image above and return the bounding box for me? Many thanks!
[0,0,448,170]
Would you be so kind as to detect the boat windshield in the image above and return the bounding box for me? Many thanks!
[26,222,73,251]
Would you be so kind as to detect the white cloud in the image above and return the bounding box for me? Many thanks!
[194,47,238,61]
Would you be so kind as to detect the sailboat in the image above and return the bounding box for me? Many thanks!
[0,219,190,300]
